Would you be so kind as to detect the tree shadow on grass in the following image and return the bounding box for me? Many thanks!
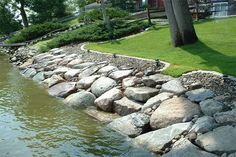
[180,40,236,76]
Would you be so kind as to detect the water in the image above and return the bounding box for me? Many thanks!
[0,53,154,157]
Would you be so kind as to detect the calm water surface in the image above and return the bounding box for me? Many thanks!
[0,53,155,157]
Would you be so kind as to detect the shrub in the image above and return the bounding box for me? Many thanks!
[7,22,68,43]
[43,20,148,52]
[79,7,129,22]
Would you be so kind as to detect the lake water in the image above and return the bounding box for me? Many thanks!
[0,53,155,157]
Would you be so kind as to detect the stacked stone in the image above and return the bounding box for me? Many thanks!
[16,46,236,157]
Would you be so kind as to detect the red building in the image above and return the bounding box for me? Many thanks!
[147,0,164,9]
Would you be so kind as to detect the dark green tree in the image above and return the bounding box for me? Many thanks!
[29,0,68,24]
[0,2,22,35]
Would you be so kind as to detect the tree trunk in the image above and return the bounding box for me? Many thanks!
[163,0,183,47]
[19,0,28,27]
[100,0,111,30]
[164,0,198,47]
[172,0,198,45]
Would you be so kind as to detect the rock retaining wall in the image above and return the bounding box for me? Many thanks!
[5,45,236,157]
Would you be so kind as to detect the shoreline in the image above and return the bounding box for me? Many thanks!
[2,45,236,156]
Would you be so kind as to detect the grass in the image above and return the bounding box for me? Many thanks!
[85,17,236,77]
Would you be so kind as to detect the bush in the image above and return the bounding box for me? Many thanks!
[43,20,148,52]
[7,22,68,43]
[79,7,129,22]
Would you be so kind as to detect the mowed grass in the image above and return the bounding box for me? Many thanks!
[85,17,236,77]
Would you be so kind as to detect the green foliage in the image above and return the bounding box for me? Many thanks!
[0,2,22,35]
[29,0,68,24]
[7,22,68,43]
[41,20,147,51]
[86,17,236,77]
[79,8,129,22]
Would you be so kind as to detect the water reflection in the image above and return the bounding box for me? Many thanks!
[0,54,154,157]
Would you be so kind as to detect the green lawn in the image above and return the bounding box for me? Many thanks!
[85,17,236,77]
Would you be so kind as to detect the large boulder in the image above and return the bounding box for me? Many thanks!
[48,82,76,98]
[67,58,83,68]
[97,65,118,74]
[214,109,236,124]
[42,75,64,87]
[108,113,150,138]
[134,122,193,153]
[150,97,201,130]
[95,88,123,112]
[163,138,218,157]
[200,99,224,116]
[64,91,96,108]
[109,70,133,80]
[161,79,187,95]
[124,87,159,102]
[76,75,100,89]
[190,116,217,134]
[32,72,45,82]
[122,77,141,88]
[78,64,105,79]
[185,88,215,102]
[91,77,117,97]
[141,92,174,112]
[114,97,142,116]
[84,107,120,123]
[22,68,37,78]
[196,125,236,153]
[64,69,81,80]
[142,74,173,87]
[53,66,70,75]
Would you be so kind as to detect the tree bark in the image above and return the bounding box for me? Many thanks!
[100,0,111,30]
[164,0,198,47]
[163,0,183,46]
[19,0,28,27]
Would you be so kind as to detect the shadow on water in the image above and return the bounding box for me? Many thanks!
[180,40,236,76]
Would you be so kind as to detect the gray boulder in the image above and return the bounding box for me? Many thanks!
[64,91,96,108]
[84,107,120,123]
[200,99,224,116]
[161,79,187,95]
[48,82,76,98]
[108,113,150,137]
[186,88,215,102]
[67,58,83,68]
[142,74,173,87]
[91,77,117,97]
[229,153,236,157]
[109,70,133,80]
[64,69,81,80]
[78,64,105,79]
[22,68,37,78]
[95,88,123,112]
[135,122,193,153]
[32,72,45,82]
[43,75,64,87]
[97,65,118,74]
[122,77,141,88]
[53,66,70,75]
[76,75,100,89]
[142,92,174,112]
[114,97,142,116]
[150,97,201,130]
[190,116,217,133]
[214,109,236,124]
[163,138,218,157]
[196,125,236,153]
[124,87,159,102]
[73,62,95,69]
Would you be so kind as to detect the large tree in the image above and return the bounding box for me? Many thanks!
[0,2,22,34]
[29,0,67,24]
[164,0,198,47]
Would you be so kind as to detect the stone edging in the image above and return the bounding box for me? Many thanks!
[80,43,170,72]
